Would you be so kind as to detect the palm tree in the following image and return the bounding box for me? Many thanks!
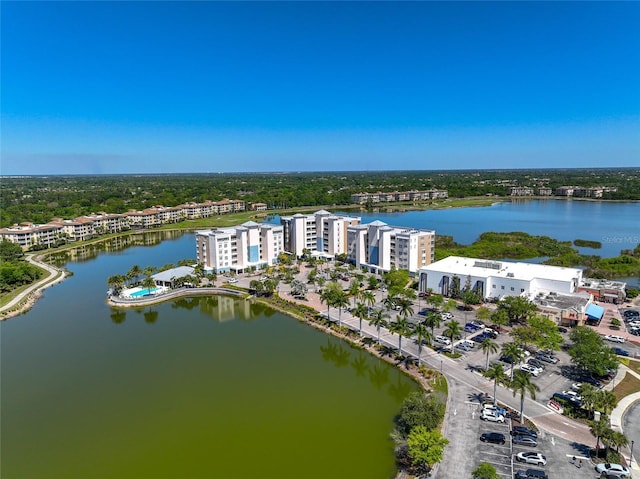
[127,264,142,285]
[443,320,462,353]
[320,288,336,323]
[484,363,508,405]
[349,279,361,308]
[142,275,156,292]
[398,297,415,319]
[333,290,350,328]
[383,295,397,311]
[578,383,598,417]
[361,290,376,313]
[389,317,412,355]
[594,389,618,415]
[423,311,442,336]
[353,302,368,335]
[413,322,432,366]
[590,417,610,452]
[511,369,540,423]
[368,309,389,345]
[480,338,499,371]
[501,342,525,380]
[107,274,125,295]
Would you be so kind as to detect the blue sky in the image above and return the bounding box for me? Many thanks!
[2,1,639,175]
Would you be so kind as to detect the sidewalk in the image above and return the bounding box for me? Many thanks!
[609,364,640,475]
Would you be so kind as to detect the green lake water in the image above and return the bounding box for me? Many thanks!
[1,233,419,479]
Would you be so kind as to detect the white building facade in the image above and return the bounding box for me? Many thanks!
[347,221,435,274]
[418,256,583,300]
[196,221,284,273]
[280,210,361,258]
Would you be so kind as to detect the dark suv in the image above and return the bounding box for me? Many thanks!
[515,469,548,479]
[480,432,506,444]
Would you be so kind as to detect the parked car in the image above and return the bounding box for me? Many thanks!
[604,334,625,343]
[514,469,548,479]
[520,364,541,376]
[483,328,498,338]
[441,312,453,319]
[465,322,481,331]
[472,333,490,343]
[557,326,568,333]
[594,464,631,478]
[511,426,538,438]
[481,410,505,423]
[512,435,538,447]
[483,403,507,417]
[623,309,639,319]
[500,355,516,364]
[489,324,508,333]
[435,335,451,345]
[516,452,547,466]
[561,390,582,402]
[612,347,630,357]
[480,432,506,444]
[527,358,545,370]
[456,342,472,352]
[535,352,559,364]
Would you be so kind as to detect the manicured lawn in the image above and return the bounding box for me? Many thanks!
[613,370,640,402]
[626,358,640,376]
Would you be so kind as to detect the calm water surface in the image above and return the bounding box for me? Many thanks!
[1,234,418,479]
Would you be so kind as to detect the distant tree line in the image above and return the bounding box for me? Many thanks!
[2,168,638,227]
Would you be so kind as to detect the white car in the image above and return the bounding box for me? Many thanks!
[435,335,451,345]
[441,312,453,319]
[604,335,625,343]
[520,364,541,376]
[480,410,505,423]
[516,452,547,466]
[595,463,631,478]
[228,278,238,284]
[562,390,582,402]
[459,340,475,349]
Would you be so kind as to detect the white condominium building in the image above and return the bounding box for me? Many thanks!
[280,210,361,258]
[418,256,583,300]
[347,221,436,274]
[196,221,284,273]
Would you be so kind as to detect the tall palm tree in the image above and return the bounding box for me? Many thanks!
[368,309,389,345]
[484,363,508,405]
[413,322,432,366]
[590,417,610,453]
[443,320,462,353]
[501,342,525,380]
[361,290,376,313]
[320,288,336,323]
[353,302,368,335]
[107,274,125,295]
[349,279,361,308]
[511,369,540,423]
[333,290,350,328]
[480,338,499,371]
[389,317,412,355]
[383,295,397,311]
[423,311,442,336]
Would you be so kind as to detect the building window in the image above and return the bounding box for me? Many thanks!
[501,286,505,290]
[520,288,525,293]
[492,284,496,289]
[510,287,515,291]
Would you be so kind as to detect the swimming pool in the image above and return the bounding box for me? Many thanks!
[129,287,159,298]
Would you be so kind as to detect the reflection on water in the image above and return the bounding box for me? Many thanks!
[110,295,280,324]
[47,230,185,266]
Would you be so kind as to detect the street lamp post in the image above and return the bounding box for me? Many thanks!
[440,359,443,373]
[631,440,635,465]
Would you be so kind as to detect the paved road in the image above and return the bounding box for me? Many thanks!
[623,399,640,465]
[0,253,66,318]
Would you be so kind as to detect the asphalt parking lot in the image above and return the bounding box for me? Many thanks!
[439,390,602,479]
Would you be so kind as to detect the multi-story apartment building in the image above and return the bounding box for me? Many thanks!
[538,187,553,196]
[280,210,361,258]
[49,217,96,241]
[508,187,534,196]
[80,212,129,234]
[196,221,284,273]
[347,221,435,274]
[350,189,448,204]
[0,223,63,249]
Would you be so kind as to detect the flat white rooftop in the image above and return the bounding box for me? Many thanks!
[422,256,582,283]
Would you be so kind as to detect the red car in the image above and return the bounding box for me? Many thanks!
[489,324,508,333]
